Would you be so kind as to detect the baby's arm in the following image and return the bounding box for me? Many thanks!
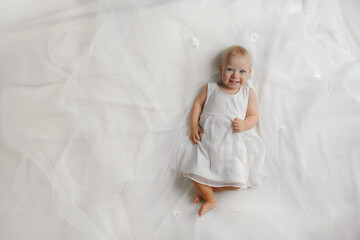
[189,85,207,144]
[233,87,259,132]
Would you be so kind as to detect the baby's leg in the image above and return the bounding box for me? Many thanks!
[191,181,216,217]
[193,191,202,204]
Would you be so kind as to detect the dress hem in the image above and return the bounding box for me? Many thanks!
[183,173,260,190]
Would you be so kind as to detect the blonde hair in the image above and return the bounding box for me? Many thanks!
[220,45,252,67]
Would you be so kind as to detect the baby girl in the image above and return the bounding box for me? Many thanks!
[175,45,265,217]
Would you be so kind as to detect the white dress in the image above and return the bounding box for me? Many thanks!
[175,82,266,188]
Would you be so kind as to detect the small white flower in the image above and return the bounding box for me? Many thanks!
[190,37,200,48]
[250,32,259,43]
[233,210,240,217]
[172,210,182,218]
[276,123,287,134]
[288,0,303,13]
[313,74,322,80]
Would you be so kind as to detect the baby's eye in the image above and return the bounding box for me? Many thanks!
[240,70,246,74]
[226,68,233,72]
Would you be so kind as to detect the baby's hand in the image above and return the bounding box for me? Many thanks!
[190,124,204,145]
[233,118,246,133]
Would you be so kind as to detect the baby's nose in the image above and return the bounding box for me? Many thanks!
[232,71,240,77]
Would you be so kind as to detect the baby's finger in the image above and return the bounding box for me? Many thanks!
[233,125,239,132]
[190,135,196,144]
[195,133,201,142]
[199,128,204,133]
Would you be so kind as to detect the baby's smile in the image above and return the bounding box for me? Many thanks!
[229,79,240,85]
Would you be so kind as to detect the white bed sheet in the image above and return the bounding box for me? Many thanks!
[1,0,360,239]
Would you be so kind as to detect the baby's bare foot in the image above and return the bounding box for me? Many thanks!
[198,201,216,217]
[194,192,202,204]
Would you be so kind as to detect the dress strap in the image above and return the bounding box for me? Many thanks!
[205,82,216,100]
[243,85,250,107]
[207,82,217,92]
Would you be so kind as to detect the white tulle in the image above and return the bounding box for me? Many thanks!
[1,0,360,239]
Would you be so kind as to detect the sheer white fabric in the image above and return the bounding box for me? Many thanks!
[1,0,360,239]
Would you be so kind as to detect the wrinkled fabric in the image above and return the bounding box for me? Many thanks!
[1,0,360,240]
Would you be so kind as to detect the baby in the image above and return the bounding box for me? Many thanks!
[175,45,265,217]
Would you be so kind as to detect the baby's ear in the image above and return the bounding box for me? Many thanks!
[218,64,222,73]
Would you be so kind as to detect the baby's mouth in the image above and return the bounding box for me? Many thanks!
[229,79,240,84]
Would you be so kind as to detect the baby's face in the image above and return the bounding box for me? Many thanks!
[219,54,251,90]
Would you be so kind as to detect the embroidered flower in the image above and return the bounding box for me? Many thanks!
[250,32,259,43]
[313,74,321,80]
[172,210,182,218]
[276,123,287,134]
[233,210,241,217]
[190,37,200,48]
